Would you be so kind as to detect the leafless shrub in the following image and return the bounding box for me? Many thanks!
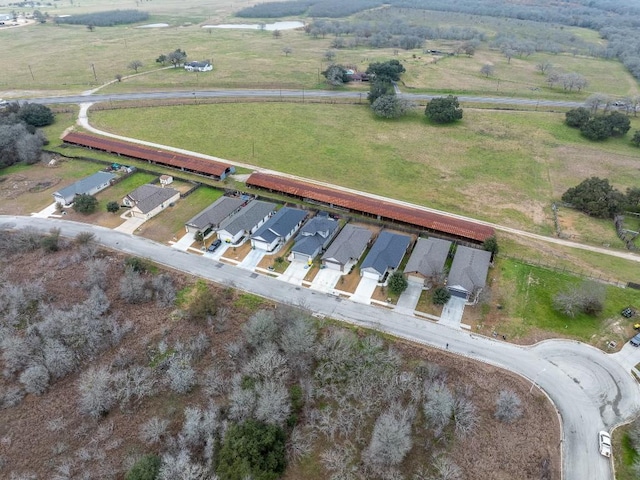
[12,227,43,253]
[423,382,454,437]
[152,273,176,307]
[114,365,157,409]
[19,363,50,395]
[119,266,152,304]
[1,335,38,377]
[430,455,462,480]
[202,364,226,397]
[287,425,314,463]
[47,416,67,433]
[363,403,414,470]
[77,366,115,418]
[495,389,523,423]
[321,443,357,480]
[228,378,257,423]
[84,258,108,291]
[279,316,317,374]
[553,281,606,317]
[243,310,280,350]
[139,417,170,446]
[243,348,290,383]
[43,338,77,379]
[84,286,110,317]
[187,333,210,360]
[158,449,207,480]
[0,386,25,409]
[452,395,477,437]
[210,306,230,333]
[224,340,247,367]
[0,281,45,328]
[179,403,219,453]
[75,231,95,245]
[255,380,291,426]
[166,353,196,394]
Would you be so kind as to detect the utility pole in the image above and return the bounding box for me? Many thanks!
[28,64,35,81]
[91,63,97,82]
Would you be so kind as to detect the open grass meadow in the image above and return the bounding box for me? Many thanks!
[0,0,638,101]
[90,103,640,232]
[491,257,640,342]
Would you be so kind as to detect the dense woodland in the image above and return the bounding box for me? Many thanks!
[53,10,149,27]
[0,229,557,480]
[0,103,51,169]
[236,0,640,81]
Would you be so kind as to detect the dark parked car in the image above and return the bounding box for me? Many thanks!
[207,239,222,252]
[630,333,640,347]
[622,307,636,318]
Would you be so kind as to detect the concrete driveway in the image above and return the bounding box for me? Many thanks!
[172,231,196,251]
[279,261,310,286]
[311,268,342,293]
[395,281,423,315]
[238,248,267,271]
[438,296,466,328]
[205,243,229,261]
[32,202,59,218]
[351,276,378,304]
[114,215,146,234]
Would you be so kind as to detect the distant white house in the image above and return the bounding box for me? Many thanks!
[184,61,213,72]
[52,171,116,206]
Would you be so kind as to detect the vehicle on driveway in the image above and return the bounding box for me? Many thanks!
[622,307,636,318]
[599,431,612,457]
[630,333,640,347]
[207,239,222,252]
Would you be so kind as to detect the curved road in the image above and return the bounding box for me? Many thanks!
[2,216,639,480]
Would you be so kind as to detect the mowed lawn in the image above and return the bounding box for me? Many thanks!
[91,103,640,231]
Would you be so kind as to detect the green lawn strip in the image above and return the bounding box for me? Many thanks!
[614,425,639,480]
[495,258,640,341]
[95,172,157,209]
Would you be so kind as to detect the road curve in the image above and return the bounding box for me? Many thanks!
[2,216,639,480]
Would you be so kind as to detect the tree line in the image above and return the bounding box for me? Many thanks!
[0,102,53,169]
[562,177,640,218]
[54,9,149,27]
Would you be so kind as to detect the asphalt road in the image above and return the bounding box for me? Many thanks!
[3,215,639,480]
[26,88,585,109]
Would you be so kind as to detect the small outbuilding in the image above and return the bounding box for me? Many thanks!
[446,245,492,302]
[52,171,116,206]
[360,230,411,281]
[159,175,173,186]
[122,184,180,220]
[321,224,373,272]
[250,207,307,252]
[290,213,339,263]
[404,237,452,285]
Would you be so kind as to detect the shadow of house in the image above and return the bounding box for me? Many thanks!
[290,213,339,263]
[122,184,180,220]
[404,237,452,286]
[360,230,411,281]
[251,207,307,252]
[53,171,116,206]
[217,200,277,244]
[321,224,373,272]
[446,245,491,303]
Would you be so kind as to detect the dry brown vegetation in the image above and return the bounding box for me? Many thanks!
[0,230,560,479]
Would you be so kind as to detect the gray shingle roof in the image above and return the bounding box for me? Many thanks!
[185,196,245,230]
[219,200,276,235]
[404,237,452,278]
[54,171,115,201]
[447,245,491,294]
[251,207,307,243]
[292,216,339,256]
[361,230,411,277]
[321,224,372,266]
[126,184,179,214]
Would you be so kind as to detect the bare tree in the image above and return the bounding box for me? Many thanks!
[324,49,336,62]
[452,395,477,437]
[536,61,553,75]
[127,60,143,73]
[202,364,226,397]
[43,338,76,379]
[166,354,196,394]
[255,380,291,426]
[78,366,115,418]
[282,46,293,56]
[158,449,207,480]
[243,347,290,383]
[139,417,169,445]
[423,382,454,437]
[272,29,282,38]
[84,258,108,291]
[243,310,279,350]
[19,363,50,395]
[495,389,523,423]
[585,93,611,114]
[228,378,257,422]
[431,455,463,480]
[363,403,414,471]
[480,63,494,77]
[119,266,151,304]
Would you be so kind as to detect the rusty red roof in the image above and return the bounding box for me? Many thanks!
[62,132,232,179]
[246,173,494,242]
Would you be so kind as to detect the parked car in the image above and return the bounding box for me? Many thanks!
[599,431,612,457]
[622,307,636,318]
[630,333,640,347]
[207,239,222,252]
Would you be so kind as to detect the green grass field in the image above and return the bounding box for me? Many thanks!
[89,103,640,233]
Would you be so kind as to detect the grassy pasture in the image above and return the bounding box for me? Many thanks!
[90,103,640,232]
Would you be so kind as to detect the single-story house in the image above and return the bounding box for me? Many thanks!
[404,237,452,285]
[52,171,116,206]
[321,224,373,272]
[360,230,411,281]
[217,200,276,244]
[184,61,213,72]
[289,213,339,263]
[250,207,307,252]
[122,184,180,220]
[446,245,492,302]
[185,196,245,234]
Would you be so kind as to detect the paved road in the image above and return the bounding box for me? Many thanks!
[26,88,585,109]
[3,215,639,480]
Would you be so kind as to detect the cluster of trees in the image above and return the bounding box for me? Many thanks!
[237,0,383,19]
[53,9,149,27]
[565,107,631,141]
[0,102,52,169]
[425,95,464,124]
[561,177,640,218]
[156,49,188,68]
